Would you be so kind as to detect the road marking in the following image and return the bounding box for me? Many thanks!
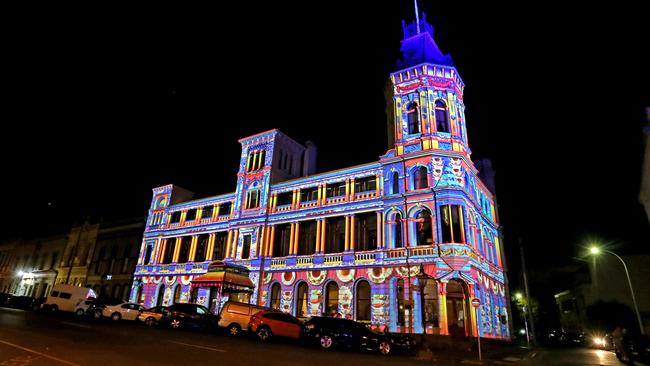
[168,341,226,353]
[0,340,81,366]
[59,321,93,329]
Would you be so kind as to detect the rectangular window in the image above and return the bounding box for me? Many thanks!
[218,202,232,216]
[185,209,197,221]
[300,188,318,202]
[59,292,72,299]
[355,176,377,193]
[241,235,251,259]
[170,211,182,223]
[213,232,228,260]
[326,183,346,198]
[276,191,292,206]
[201,206,213,219]
[144,245,153,265]
[440,205,465,244]
[50,291,59,297]
[246,191,260,209]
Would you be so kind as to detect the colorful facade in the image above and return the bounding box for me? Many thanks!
[131,14,510,339]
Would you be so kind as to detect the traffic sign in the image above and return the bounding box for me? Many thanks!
[471,298,481,308]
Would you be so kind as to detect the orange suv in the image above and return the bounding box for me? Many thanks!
[249,310,302,341]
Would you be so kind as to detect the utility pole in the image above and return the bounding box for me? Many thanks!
[519,239,536,346]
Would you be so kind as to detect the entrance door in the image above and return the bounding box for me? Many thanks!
[446,280,470,337]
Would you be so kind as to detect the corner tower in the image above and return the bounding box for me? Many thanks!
[385,13,469,158]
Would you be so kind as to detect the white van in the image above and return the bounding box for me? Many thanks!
[43,284,97,313]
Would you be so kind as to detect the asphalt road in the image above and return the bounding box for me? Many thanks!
[0,307,426,366]
[520,347,649,366]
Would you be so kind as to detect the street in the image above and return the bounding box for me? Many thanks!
[521,347,649,366]
[0,307,425,366]
[1,307,647,366]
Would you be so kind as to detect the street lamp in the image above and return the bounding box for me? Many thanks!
[514,291,530,346]
[588,246,645,335]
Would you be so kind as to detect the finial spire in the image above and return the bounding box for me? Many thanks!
[414,0,421,34]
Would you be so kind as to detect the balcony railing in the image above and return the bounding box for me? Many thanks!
[134,244,487,277]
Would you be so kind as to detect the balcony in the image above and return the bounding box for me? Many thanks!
[160,215,232,230]
[134,244,484,277]
[354,190,378,201]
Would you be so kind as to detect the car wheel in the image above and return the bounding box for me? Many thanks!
[257,327,272,341]
[145,317,157,327]
[93,310,102,319]
[378,341,391,355]
[32,304,41,312]
[228,324,240,336]
[170,318,182,329]
[111,313,122,321]
[49,305,58,313]
[75,309,85,316]
[319,335,333,350]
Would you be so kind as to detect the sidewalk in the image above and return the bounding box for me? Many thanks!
[410,334,535,365]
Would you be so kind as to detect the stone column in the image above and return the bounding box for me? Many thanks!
[350,214,356,251]
[206,233,215,260]
[172,237,182,263]
[189,235,198,262]
[438,282,449,335]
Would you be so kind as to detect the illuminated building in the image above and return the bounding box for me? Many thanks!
[131,13,510,339]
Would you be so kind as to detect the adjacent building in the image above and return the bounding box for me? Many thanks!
[131,14,510,339]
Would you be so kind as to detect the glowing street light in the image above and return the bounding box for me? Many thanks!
[515,292,523,300]
[588,246,645,335]
[17,271,24,277]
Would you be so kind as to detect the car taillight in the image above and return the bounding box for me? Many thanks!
[305,323,315,330]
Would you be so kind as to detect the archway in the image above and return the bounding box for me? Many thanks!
[446,279,471,337]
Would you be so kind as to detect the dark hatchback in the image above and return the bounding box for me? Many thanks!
[302,317,416,356]
[8,296,42,311]
[159,303,219,330]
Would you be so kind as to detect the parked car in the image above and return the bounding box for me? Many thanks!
[102,302,145,321]
[137,306,166,326]
[160,303,219,330]
[31,297,47,311]
[249,310,302,341]
[302,317,415,356]
[7,296,38,310]
[86,298,124,319]
[218,301,272,336]
[42,284,97,313]
[74,299,96,316]
[0,292,12,307]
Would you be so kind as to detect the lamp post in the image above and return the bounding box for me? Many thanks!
[589,247,645,335]
[515,292,530,347]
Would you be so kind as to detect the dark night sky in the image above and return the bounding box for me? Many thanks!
[3,3,649,290]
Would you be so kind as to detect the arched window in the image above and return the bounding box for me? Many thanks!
[406,101,420,134]
[173,284,182,304]
[356,280,371,321]
[156,285,165,307]
[413,166,429,190]
[269,283,281,310]
[415,209,433,246]
[325,282,339,316]
[391,172,399,194]
[435,100,449,133]
[295,282,309,318]
[393,213,403,248]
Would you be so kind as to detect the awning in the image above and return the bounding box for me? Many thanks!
[191,270,254,290]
